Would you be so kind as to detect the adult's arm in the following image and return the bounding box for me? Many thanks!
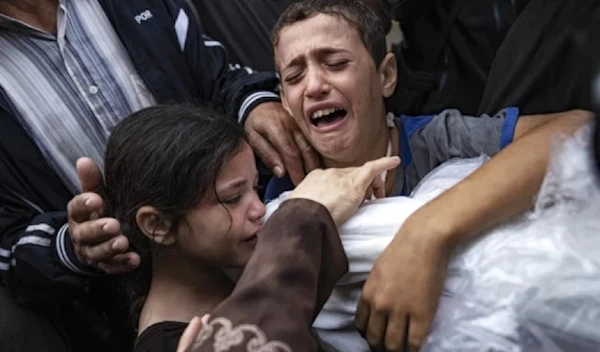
[411,109,593,247]
[0,109,131,306]
[189,198,348,352]
[176,0,281,123]
[406,108,588,189]
[357,109,594,351]
[0,138,99,307]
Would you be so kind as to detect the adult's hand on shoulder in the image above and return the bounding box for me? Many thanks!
[245,101,321,185]
[289,156,400,226]
[67,157,140,274]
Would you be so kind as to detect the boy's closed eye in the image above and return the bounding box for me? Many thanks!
[325,59,349,68]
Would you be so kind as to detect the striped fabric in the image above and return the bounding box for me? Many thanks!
[0,0,157,194]
[0,0,280,277]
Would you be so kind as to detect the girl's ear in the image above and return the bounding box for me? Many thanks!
[136,206,175,246]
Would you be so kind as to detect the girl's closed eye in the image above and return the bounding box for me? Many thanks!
[222,178,261,205]
[223,195,242,205]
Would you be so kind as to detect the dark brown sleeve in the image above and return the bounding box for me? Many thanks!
[189,198,348,352]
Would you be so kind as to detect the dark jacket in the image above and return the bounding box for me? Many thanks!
[383,0,599,117]
[192,0,294,71]
[192,0,391,72]
[0,0,279,350]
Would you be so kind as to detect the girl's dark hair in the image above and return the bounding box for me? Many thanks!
[103,104,246,326]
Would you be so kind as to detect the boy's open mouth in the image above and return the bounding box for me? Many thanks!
[311,108,347,127]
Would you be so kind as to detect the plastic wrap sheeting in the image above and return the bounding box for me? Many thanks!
[423,124,600,352]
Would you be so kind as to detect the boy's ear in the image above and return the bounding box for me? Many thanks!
[136,206,176,246]
[280,87,293,117]
[273,52,293,116]
[378,52,398,98]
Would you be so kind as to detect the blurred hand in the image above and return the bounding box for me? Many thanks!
[245,102,321,185]
[289,156,400,226]
[67,157,140,274]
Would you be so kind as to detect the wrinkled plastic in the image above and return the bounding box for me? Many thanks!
[423,124,600,352]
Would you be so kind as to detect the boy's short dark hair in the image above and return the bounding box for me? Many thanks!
[272,0,388,67]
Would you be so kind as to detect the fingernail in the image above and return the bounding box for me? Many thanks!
[112,238,123,250]
[273,166,284,177]
[85,198,92,206]
[129,257,140,267]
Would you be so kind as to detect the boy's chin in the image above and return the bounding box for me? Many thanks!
[318,144,359,165]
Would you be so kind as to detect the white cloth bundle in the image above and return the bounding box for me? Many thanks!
[265,157,487,351]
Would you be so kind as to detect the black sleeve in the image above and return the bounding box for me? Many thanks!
[379,0,437,23]
[0,108,100,307]
[0,186,101,306]
[191,0,287,71]
[179,0,281,123]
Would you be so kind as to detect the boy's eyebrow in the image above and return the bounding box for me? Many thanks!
[282,46,349,71]
[317,47,348,57]
[283,56,303,71]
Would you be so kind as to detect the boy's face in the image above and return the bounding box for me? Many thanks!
[275,14,395,165]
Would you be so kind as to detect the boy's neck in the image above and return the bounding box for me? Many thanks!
[323,121,399,196]
[325,111,393,165]
[138,253,235,333]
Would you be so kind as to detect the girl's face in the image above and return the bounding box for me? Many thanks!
[176,142,266,268]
